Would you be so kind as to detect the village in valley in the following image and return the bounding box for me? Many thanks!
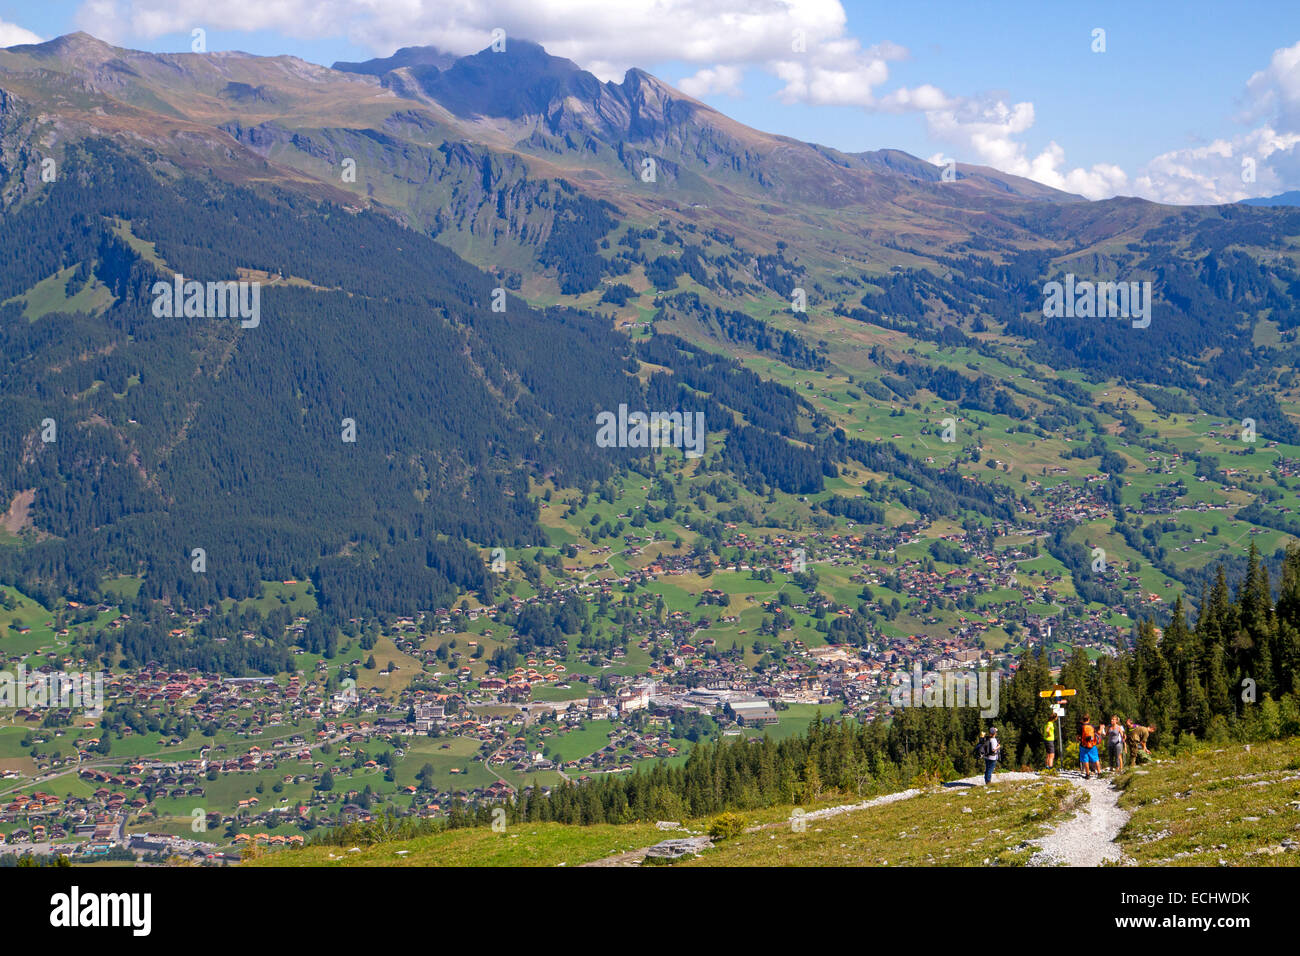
[1,404,1265,863]
[3,207,1297,861]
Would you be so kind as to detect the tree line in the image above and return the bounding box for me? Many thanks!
[464,543,1300,827]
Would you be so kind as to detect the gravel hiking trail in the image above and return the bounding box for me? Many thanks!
[1027,770,1130,867]
[583,769,1121,866]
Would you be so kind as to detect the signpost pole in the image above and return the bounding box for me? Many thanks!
[1040,685,1075,772]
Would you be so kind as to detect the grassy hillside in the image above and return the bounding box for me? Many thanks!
[248,738,1300,867]
[680,778,1078,867]
[1115,738,1300,866]
[247,820,670,867]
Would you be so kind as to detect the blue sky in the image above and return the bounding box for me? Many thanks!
[3,0,1298,203]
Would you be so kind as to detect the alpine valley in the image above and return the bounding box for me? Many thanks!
[2,33,1300,866]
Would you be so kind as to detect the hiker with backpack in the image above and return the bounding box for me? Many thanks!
[1078,715,1101,779]
[1044,717,1056,769]
[977,726,1001,784]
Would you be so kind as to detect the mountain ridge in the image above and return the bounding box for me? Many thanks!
[0,32,1078,214]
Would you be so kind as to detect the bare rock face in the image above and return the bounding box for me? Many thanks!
[643,836,712,861]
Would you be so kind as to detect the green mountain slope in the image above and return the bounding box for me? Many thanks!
[0,140,647,630]
[250,737,1300,867]
[6,32,1300,670]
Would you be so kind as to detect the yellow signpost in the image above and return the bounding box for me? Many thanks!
[1039,686,1076,766]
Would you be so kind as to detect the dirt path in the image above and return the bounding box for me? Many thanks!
[1027,770,1130,867]
[582,769,1131,867]
[582,770,1046,866]
[584,846,658,867]
[582,769,1132,867]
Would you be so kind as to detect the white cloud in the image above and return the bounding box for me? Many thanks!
[678,65,744,98]
[66,0,912,112]
[876,84,953,113]
[1132,128,1300,205]
[770,38,906,108]
[1130,41,1300,204]
[0,18,42,47]
[908,39,1300,203]
[1244,40,1300,131]
[915,95,1128,199]
[73,0,854,80]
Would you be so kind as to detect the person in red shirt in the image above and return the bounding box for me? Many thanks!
[1078,715,1100,779]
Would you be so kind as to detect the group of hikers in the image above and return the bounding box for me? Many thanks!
[975,715,1154,784]
[1072,715,1153,778]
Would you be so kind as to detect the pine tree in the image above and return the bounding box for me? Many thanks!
[1004,646,1051,765]
[1135,619,1178,739]
[799,754,822,803]
[1060,647,1094,733]
[1274,547,1300,693]
[1231,545,1274,695]
[1182,658,1210,739]
[1164,598,1202,735]
[1278,621,1300,698]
